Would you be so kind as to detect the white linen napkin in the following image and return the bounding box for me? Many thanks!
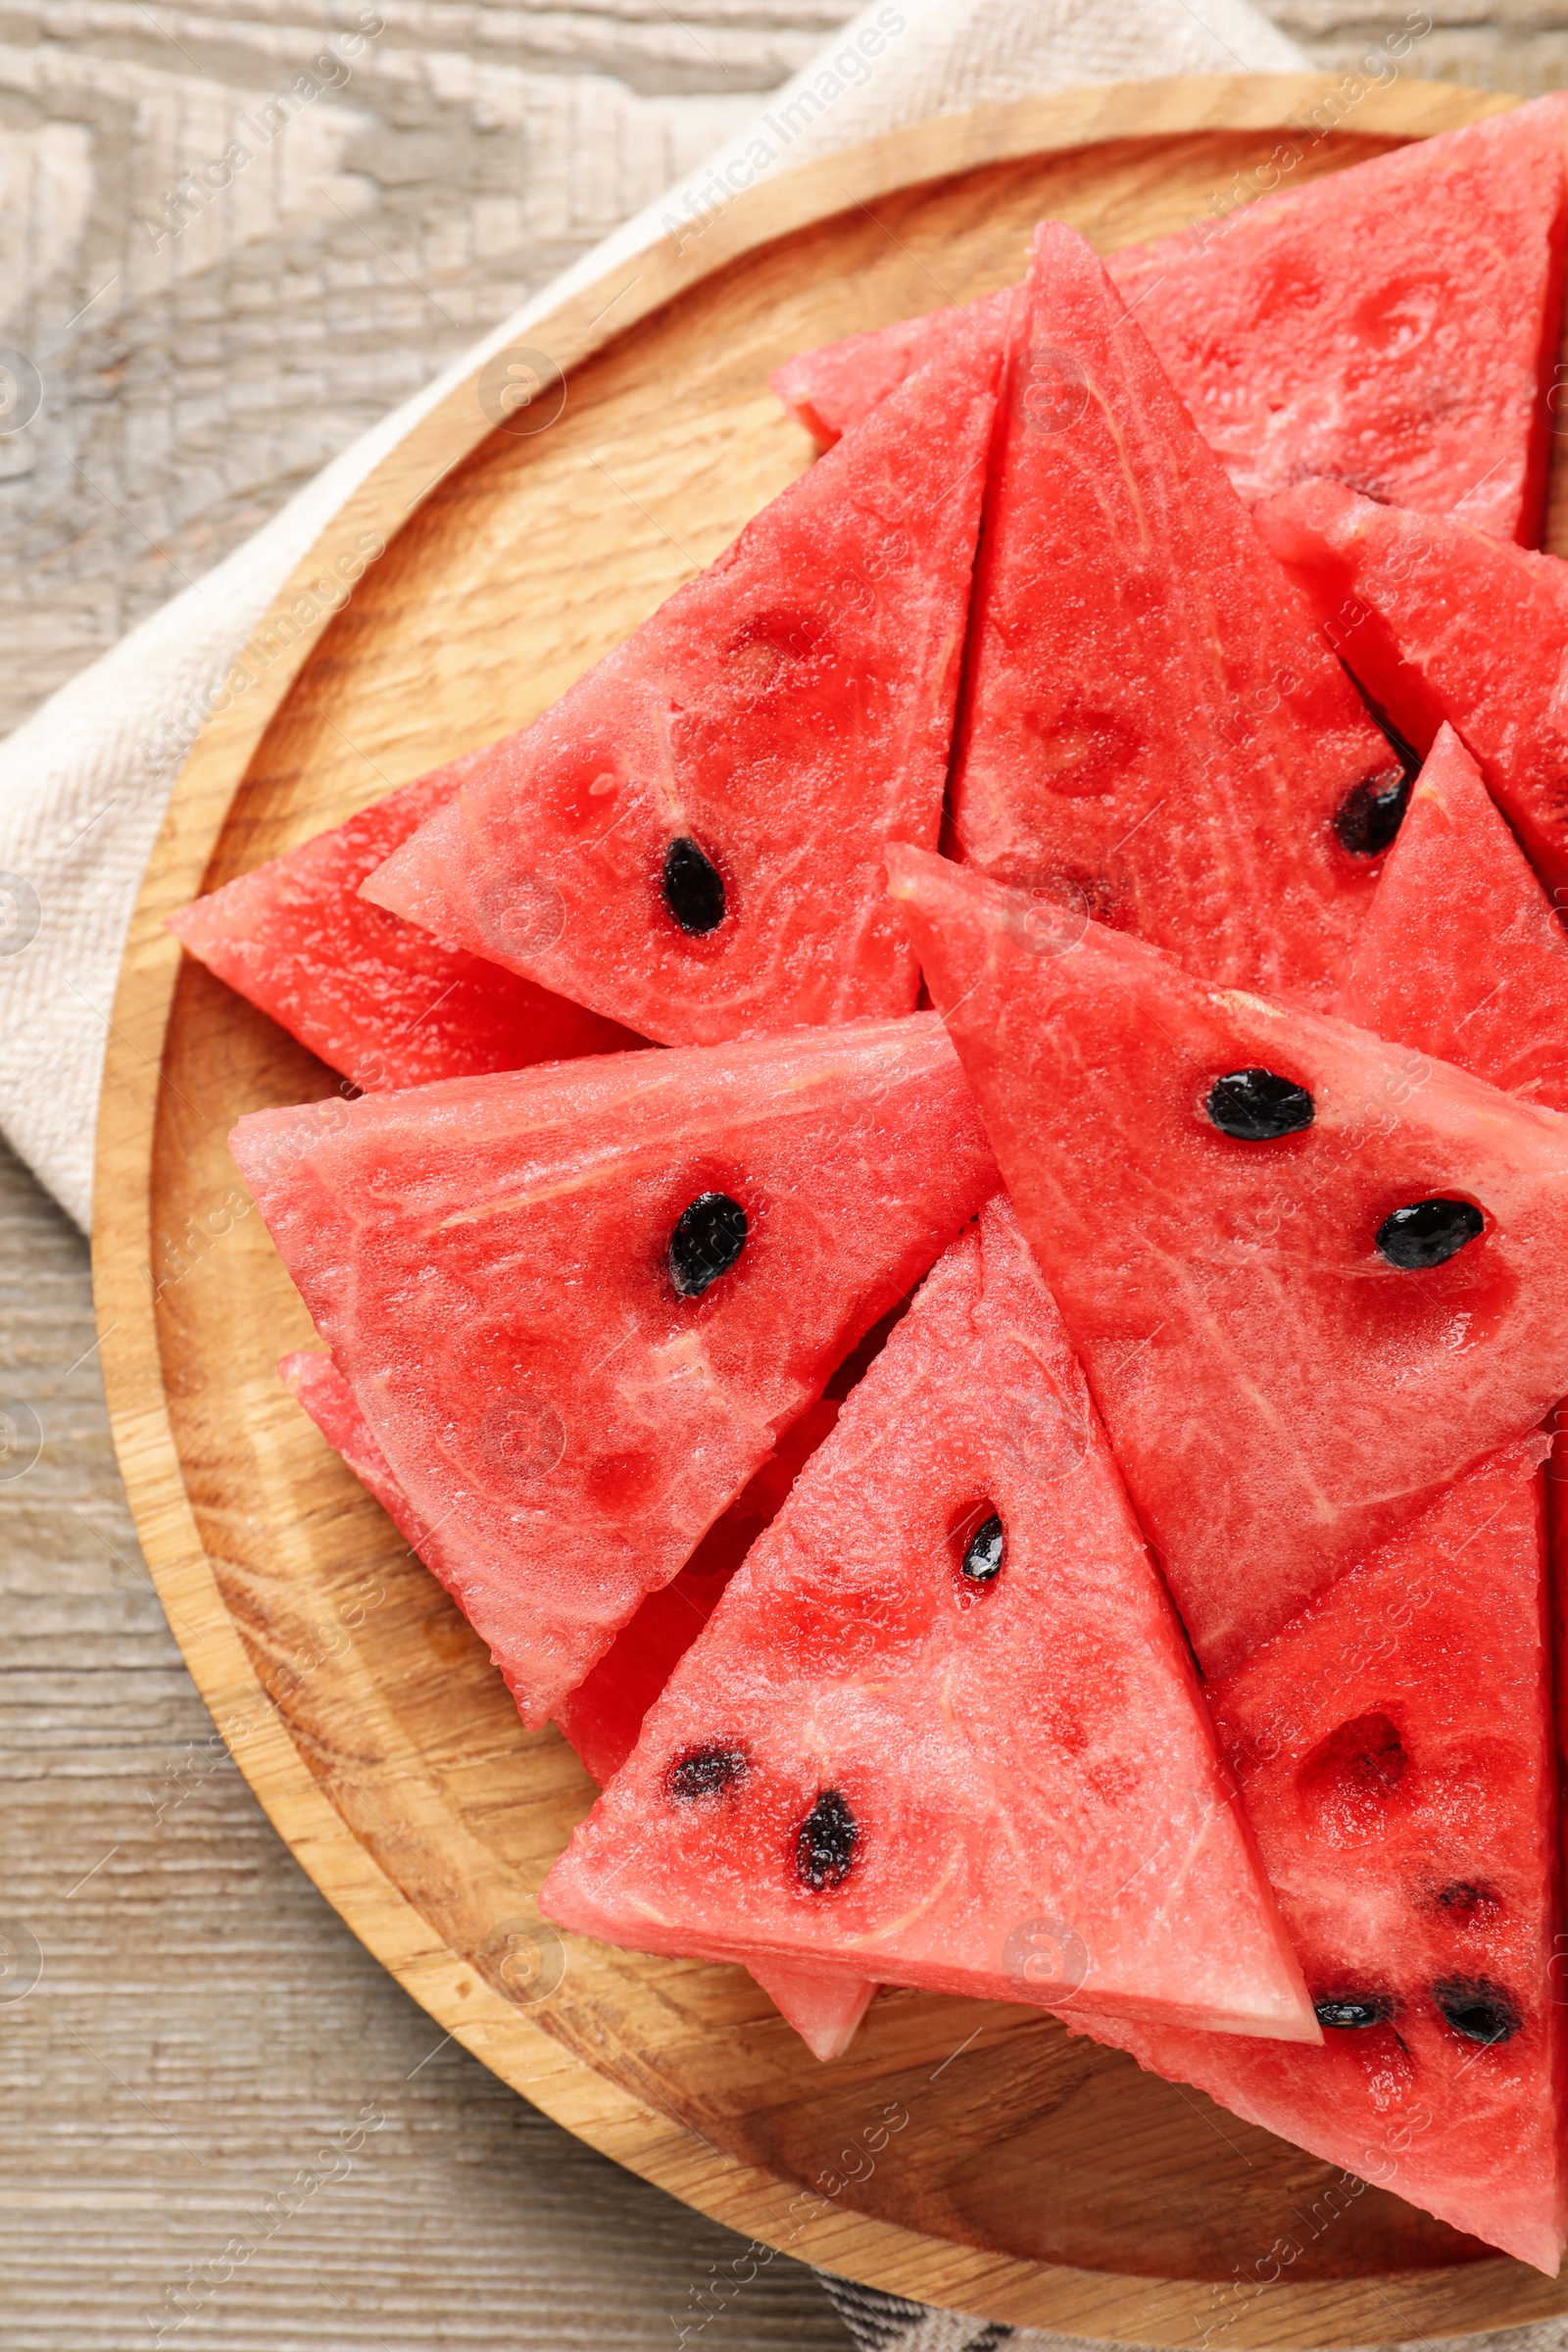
[0,0,1304,1230]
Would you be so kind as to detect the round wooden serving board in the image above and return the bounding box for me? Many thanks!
[95,73,1568,2346]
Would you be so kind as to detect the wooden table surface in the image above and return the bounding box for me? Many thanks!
[4,2,1564,2344]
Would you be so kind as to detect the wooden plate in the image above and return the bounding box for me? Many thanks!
[95,73,1568,2345]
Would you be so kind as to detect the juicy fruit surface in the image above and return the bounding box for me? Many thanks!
[948,223,1397,1009]
[277,1344,811,1780]
[279,1352,873,2059]
[1337,725,1568,1115]
[361,333,1001,1049]
[1084,1437,1567,2277]
[553,1396,840,1786]
[543,1197,1316,2042]
[771,287,1012,447]
[232,1016,997,1722]
[555,1298,909,1780]
[169,758,640,1090]
[1109,96,1568,543]
[1257,477,1568,902]
[773,99,1568,545]
[891,846,1568,1676]
[279,1348,432,1544]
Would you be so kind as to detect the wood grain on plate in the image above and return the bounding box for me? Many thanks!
[93,74,1568,2347]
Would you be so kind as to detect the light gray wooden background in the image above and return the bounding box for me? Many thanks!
[0,4,1558,2346]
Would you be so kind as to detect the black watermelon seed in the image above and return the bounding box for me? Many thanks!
[669,1192,748,1298]
[960,1512,1005,1583]
[1434,1880,1500,1922]
[664,1743,749,1803]
[1335,766,1412,857]
[1434,1977,1521,2045]
[795,1789,858,1890]
[1314,1993,1396,2031]
[1206,1068,1315,1141]
[662,837,726,935]
[1375,1199,1484,1270]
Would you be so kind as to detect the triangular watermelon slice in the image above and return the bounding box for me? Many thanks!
[775,98,1568,545]
[542,1196,1317,2041]
[1079,1435,1567,2277]
[230,1014,998,1721]
[1330,729,1568,2179]
[946,222,1401,1009]
[1256,476,1568,904]
[1113,95,1568,545]
[278,1349,872,2061]
[170,755,641,1091]
[1337,723,1568,1111]
[358,330,1003,1049]
[889,846,1568,1676]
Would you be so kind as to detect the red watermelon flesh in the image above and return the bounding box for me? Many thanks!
[277,1351,872,2061]
[359,330,1001,1050]
[1256,477,1568,905]
[1327,727,1568,2183]
[1080,1435,1567,2277]
[554,1395,841,1786]
[551,1297,907,1788]
[771,288,1012,448]
[278,1282,905,1778]
[946,222,1399,1010]
[169,755,641,1092]
[560,1317,900,2066]
[280,1347,433,1540]
[230,1015,998,1723]
[1111,95,1568,545]
[889,845,1568,1677]
[542,1196,1318,2043]
[1337,724,1568,1114]
[275,1343,760,1779]
[777,98,1568,544]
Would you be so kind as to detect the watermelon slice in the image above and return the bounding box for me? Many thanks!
[776,98,1568,545]
[552,1398,840,1786]
[945,222,1400,1009]
[1080,1435,1567,2277]
[278,1349,872,2061]
[169,755,641,1092]
[1256,477,1568,905]
[543,1195,1317,2042]
[889,846,1568,1676]
[1337,724,1568,1113]
[358,329,1002,1048]
[275,1344,759,1780]
[1109,96,1568,547]
[1330,729,1568,2190]
[230,1015,998,1722]
[771,287,1012,450]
